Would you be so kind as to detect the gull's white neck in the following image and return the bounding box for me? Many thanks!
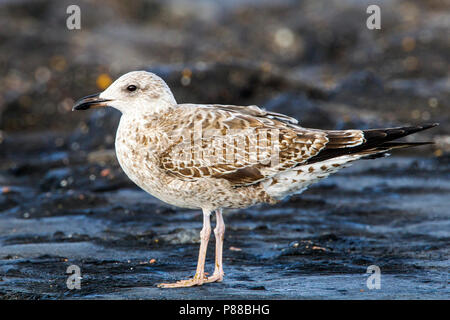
[117,94,177,117]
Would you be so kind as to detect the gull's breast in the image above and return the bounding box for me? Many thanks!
[114,115,204,209]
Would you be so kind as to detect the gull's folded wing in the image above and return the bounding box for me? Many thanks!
[154,104,365,186]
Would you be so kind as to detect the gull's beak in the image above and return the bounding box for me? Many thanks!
[72,93,111,111]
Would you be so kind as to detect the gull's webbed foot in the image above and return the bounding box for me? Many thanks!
[157,274,206,288]
[205,271,224,283]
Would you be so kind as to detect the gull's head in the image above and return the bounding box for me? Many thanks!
[73,71,176,114]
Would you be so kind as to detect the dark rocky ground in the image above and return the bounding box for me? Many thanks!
[0,0,449,299]
[0,156,449,299]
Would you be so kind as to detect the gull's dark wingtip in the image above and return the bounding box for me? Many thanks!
[306,122,439,164]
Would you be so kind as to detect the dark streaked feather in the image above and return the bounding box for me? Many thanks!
[306,124,438,164]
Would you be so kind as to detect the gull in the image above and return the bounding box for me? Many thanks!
[73,71,437,288]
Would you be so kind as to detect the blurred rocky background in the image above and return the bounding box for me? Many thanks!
[0,0,448,299]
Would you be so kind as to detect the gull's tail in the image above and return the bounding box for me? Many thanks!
[307,123,439,163]
[264,123,438,200]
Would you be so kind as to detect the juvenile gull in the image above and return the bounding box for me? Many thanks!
[73,71,437,288]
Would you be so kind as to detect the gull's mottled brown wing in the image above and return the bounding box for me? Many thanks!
[210,104,299,124]
[155,104,365,186]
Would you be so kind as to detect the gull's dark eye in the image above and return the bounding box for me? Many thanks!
[127,85,137,92]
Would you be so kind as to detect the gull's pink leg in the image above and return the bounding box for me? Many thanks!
[158,209,211,288]
[206,208,225,283]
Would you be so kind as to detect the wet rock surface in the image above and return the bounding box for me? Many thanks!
[0,0,449,299]
[1,156,449,299]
